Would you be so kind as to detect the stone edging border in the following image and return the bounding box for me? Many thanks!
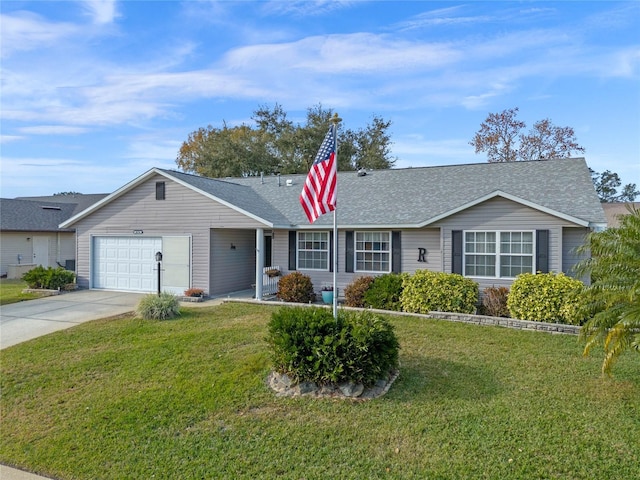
[267,369,400,400]
[223,298,581,336]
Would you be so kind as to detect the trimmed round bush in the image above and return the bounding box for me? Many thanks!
[266,307,399,387]
[136,292,181,320]
[401,270,479,314]
[277,272,316,303]
[507,272,586,325]
[363,273,406,311]
[344,276,375,307]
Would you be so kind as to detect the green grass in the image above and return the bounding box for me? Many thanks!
[0,278,47,305]
[1,303,638,479]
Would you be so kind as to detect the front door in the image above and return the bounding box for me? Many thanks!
[33,236,49,267]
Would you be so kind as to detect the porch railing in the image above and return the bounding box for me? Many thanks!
[262,266,281,296]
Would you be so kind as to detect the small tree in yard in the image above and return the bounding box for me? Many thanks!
[575,205,640,374]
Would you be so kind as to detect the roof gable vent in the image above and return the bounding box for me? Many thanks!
[41,206,62,210]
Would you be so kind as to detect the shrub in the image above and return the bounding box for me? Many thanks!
[344,276,375,307]
[136,293,181,320]
[22,266,75,290]
[401,270,479,314]
[363,273,406,311]
[184,288,204,297]
[266,307,399,386]
[277,272,316,303]
[507,272,586,325]
[480,286,510,317]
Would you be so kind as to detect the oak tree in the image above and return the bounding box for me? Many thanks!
[176,104,395,177]
[470,107,585,162]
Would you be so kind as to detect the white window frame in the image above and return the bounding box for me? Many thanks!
[297,231,330,271]
[354,231,391,273]
[463,230,535,279]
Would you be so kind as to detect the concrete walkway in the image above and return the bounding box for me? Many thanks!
[0,290,146,350]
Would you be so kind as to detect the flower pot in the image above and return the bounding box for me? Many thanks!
[321,290,334,304]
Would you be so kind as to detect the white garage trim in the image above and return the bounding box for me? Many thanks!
[91,236,191,294]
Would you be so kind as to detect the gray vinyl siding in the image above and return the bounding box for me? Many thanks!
[209,229,256,295]
[273,228,441,296]
[562,227,590,282]
[0,233,35,275]
[0,232,75,275]
[435,196,581,290]
[73,174,264,291]
[401,228,442,273]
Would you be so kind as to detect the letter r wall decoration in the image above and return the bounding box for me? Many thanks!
[418,248,427,262]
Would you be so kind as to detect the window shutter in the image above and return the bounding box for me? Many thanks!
[392,231,401,273]
[536,230,549,273]
[288,231,297,271]
[345,231,354,273]
[452,230,463,274]
[329,231,334,272]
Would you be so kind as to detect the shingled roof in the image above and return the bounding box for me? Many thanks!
[1,199,78,232]
[61,158,606,229]
[163,157,606,228]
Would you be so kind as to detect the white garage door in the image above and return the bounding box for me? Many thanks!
[93,237,162,292]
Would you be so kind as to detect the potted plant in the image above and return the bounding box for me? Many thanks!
[265,268,281,278]
[321,286,334,304]
[184,288,204,298]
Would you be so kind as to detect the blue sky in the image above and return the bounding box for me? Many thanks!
[1,0,639,198]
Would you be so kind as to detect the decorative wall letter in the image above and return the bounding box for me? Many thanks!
[418,248,427,262]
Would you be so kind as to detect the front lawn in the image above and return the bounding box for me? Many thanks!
[1,303,638,479]
[0,278,47,305]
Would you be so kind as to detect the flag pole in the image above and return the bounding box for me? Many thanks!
[331,113,341,319]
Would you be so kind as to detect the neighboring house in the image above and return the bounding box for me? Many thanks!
[601,202,640,228]
[60,157,605,298]
[0,195,107,278]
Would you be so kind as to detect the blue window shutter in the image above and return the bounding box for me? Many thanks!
[392,231,401,273]
[288,231,297,271]
[452,230,463,274]
[536,230,549,273]
[345,231,354,273]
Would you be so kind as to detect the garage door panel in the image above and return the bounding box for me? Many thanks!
[93,236,162,292]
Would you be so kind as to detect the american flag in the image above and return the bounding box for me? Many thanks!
[300,125,337,223]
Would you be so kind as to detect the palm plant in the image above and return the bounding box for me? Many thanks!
[575,205,640,374]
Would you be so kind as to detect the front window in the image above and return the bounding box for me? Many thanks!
[297,231,329,270]
[464,231,534,278]
[355,231,390,272]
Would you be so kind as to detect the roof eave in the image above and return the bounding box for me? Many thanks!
[60,168,274,229]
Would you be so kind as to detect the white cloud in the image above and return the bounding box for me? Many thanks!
[18,126,90,135]
[80,0,119,25]
[0,11,79,58]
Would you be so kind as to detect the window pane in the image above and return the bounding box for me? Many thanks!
[297,232,329,270]
[355,232,390,272]
[465,254,496,276]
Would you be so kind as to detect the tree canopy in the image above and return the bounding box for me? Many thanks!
[590,169,639,203]
[470,107,585,163]
[176,104,396,178]
[470,107,637,202]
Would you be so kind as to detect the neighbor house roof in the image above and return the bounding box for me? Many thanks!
[61,158,607,229]
[601,202,640,228]
[16,194,109,217]
[1,198,78,232]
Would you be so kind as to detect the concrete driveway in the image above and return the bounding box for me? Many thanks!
[0,290,145,350]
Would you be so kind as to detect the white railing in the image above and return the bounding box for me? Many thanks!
[262,266,281,296]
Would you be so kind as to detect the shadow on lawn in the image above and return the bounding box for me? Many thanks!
[391,355,502,402]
